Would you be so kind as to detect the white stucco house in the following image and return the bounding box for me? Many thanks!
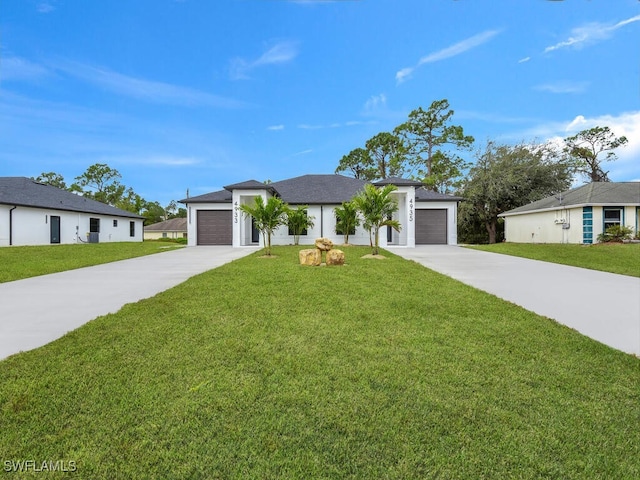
[180,174,461,248]
[0,177,144,246]
[500,182,640,244]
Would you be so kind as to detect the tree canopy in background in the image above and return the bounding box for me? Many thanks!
[563,126,628,182]
[32,163,185,225]
[336,99,473,192]
[458,142,573,244]
[395,99,474,193]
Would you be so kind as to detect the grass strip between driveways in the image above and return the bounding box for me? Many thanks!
[0,242,183,283]
[467,242,640,277]
[0,246,638,479]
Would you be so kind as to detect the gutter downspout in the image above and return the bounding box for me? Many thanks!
[9,206,17,246]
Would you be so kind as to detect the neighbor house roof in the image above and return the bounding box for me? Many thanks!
[0,177,143,218]
[181,174,461,205]
[144,218,187,232]
[500,182,640,217]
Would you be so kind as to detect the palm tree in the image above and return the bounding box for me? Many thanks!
[352,184,401,255]
[239,196,288,256]
[286,205,315,245]
[334,201,360,244]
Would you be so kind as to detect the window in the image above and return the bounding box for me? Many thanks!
[162,232,168,238]
[130,221,135,237]
[603,207,623,230]
[113,219,118,227]
[90,218,100,233]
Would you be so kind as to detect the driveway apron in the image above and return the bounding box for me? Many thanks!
[388,246,640,356]
[0,246,258,360]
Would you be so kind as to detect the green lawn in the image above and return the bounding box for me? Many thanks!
[0,242,183,283]
[1,246,638,479]
[467,242,640,277]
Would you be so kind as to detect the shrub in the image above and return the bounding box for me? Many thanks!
[597,225,633,243]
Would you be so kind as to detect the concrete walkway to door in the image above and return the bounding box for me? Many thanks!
[0,246,258,361]
[388,246,640,356]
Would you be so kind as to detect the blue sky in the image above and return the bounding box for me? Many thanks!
[1,0,639,206]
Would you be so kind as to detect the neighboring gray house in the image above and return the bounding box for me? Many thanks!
[500,182,640,244]
[181,174,461,247]
[0,177,144,246]
[143,218,188,240]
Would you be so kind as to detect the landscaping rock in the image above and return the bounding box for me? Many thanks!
[314,237,333,251]
[326,249,345,266]
[299,248,321,266]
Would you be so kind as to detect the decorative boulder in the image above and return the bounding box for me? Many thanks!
[326,249,345,266]
[314,237,333,251]
[299,248,321,266]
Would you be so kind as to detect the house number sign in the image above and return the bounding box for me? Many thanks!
[234,202,239,224]
[409,198,414,222]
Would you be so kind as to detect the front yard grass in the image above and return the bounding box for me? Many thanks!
[0,242,182,283]
[467,242,640,277]
[1,246,638,479]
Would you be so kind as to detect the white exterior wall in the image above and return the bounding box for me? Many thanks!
[0,205,143,246]
[269,204,372,246]
[185,202,233,247]
[504,205,640,244]
[144,230,186,240]
[504,208,583,244]
[415,200,459,245]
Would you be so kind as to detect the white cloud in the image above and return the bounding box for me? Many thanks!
[53,60,244,108]
[518,57,530,64]
[534,81,589,94]
[364,93,387,113]
[37,2,55,13]
[544,15,640,53]
[291,149,313,157]
[396,29,501,84]
[508,111,640,182]
[267,125,285,131]
[230,41,299,80]
[0,57,50,82]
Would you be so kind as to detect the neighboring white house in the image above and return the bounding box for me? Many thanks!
[500,182,640,244]
[143,218,187,240]
[0,177,144,246]
[180,174,461,248]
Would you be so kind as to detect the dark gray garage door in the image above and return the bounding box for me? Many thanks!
[197,210,232,245]
[415,209,447,244]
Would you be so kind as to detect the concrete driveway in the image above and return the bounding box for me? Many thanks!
[388,246,640,356]
[0,246,258,360]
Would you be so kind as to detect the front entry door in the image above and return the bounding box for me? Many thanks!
[251,218,260,243]
[50,216,61,244]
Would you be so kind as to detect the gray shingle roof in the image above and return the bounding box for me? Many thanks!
[181,174,461,205]
[270,174,367,204]
[415,187,463,202]
[501,182,640,216]
[0,177,143,218]
[144,218,187,231]
[180,189,232,203]
[223,180,274,191]
[374,177,425,187]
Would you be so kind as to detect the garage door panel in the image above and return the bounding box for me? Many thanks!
[416,209,447,244]
[197,210,232,245]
